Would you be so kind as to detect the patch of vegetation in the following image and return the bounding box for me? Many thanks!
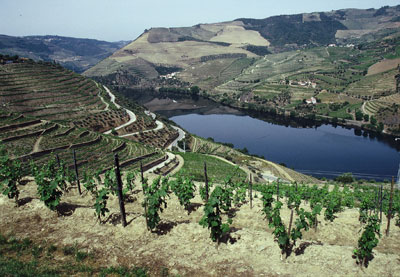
[0,233,148,276]
[244,45,271,56]
[176,152,246,183]
[239,13,347,47]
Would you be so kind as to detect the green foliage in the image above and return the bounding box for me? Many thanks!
[199,186,232,242]
[82,171,97,196]
[0,145,22,205]
[103,169,117,195]
[353,215,381,267]
[323,186,343,222]
[370,116,377,126]
[308,204,322,229]
[170,174,196,211]
[94,188,109,222]
[260,185,275,222]
[269,201,290,256]
[125,170,137,192]
[142,177,168,230]
[335,173,354,184]
[33,159,65,211]
[355,110,364,121]
[232,180,247,207]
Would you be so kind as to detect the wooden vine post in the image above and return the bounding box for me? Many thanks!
[73,150,82,195]
[386,177,395,236]
[249,174,253,209]
[287,182,297,235]
[379,184,383,223]
[114,154,127,227]
[140,162,144,183]
[204,162,209,202]
[140,162,149,229]
[276,180,280,202]
[56,154,61,168]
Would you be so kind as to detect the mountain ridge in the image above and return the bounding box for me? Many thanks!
[0,34,130,73]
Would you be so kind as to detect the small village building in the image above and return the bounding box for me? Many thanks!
[306,97,317,105]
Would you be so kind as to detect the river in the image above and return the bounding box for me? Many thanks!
[124,90,400,181]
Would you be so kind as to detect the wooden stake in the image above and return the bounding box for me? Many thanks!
[140,162,144,183]
[114,154,127,227]
[249,174,253,209]
[204,162,209,202]
[73,150,81,195]
[386,177,395,236]
[379,184,383,223]
[140,161,149,229]
[56,154,61,168]
[276,180,280,202]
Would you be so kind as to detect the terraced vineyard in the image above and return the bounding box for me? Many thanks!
[364,93,400,116]
[0,111,162,175]
[0,59,167,176]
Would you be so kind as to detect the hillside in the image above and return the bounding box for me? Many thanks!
[0,57,171,176]
[84,5,400,136]
[84,6,400,82]
[0,35,129,73]
[1,174,399,276]
[0,57,317,185]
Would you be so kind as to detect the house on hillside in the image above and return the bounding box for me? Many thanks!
[306,97,317,105]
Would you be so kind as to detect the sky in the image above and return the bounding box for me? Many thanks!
[1,0,399,42]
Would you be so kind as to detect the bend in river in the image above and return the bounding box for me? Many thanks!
[125,90,400,181]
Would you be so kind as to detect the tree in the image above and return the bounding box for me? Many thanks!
[377,122,384,133]
[370,116,377,126]
[363,114,369,122]
[355,110,363,121]
[190,86,200,95]
[335,173,354,184]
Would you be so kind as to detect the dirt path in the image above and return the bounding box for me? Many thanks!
[31,136,43,153]
[361,101,372,116]
[146,152,176,174]
[167,125,185,151]
[192,137,199,152]
[254,157,294,182]
[169,154,184,175]
[98,91,110,111]
[119,118,164,138]
[103,86,137,135]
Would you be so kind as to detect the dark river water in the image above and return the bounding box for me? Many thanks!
[124,90,400,181]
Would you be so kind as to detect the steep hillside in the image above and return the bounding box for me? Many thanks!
[0,35,129,73]
[84,6,400,87]
[85,6,400,136]
[0,57,317,184]
[0,58,169,175]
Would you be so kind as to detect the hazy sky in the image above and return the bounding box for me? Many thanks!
[1,0,399,42]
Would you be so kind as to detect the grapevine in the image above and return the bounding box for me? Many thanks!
[33,158,65,212]
[353,214,381,267]
[0,145,22,206]
[170,174,196,211]
[142,177,168,230]
[199,186,232,243]
[93,188,110,222]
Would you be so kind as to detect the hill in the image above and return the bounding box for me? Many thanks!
[0,57,170,176]
[0,56,316,184]
[0,35,129,73]
[84,6,400,83]
[84,5,400,136]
